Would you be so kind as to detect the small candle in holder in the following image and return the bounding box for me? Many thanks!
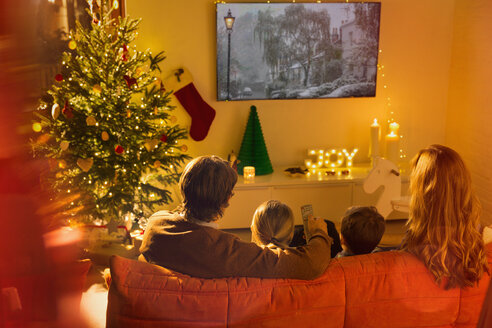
[243,166,255,182]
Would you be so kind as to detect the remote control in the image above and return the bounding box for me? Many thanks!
[301,204,314,240]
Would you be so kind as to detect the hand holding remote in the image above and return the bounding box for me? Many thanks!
[307,216,328,240]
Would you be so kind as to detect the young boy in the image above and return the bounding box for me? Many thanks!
[336,206,385,258]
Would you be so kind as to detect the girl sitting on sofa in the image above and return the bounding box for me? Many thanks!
[251,200,295,249]
[251,200,343,257]
[401,144,489,289]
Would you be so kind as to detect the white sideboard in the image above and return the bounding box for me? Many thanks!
[219,166,409,229]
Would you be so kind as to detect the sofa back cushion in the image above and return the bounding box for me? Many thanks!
[107,256,346,328]
[225,261,345,327]
[107,256,229,327]
[339,251,460,328]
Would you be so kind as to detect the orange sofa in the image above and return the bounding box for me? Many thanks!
[106,243,492,328]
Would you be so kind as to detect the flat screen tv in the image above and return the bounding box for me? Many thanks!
[216,2,381,101]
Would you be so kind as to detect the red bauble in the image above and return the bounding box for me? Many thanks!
[123,75,137,89]
[55,74,63,82]
[62,100,74,119]
[160,134,167,143]
[121,44,128,61]
[115,145,124,154]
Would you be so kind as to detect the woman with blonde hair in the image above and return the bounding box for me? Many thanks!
[251,200,295,249]
[401,144,489,289]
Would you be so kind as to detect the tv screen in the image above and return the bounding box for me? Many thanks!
[216,2,381,101]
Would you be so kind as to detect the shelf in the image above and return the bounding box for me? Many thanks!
[236,165,409,189]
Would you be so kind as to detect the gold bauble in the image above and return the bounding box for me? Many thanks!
[93,84,102,94]
[86,116,97,126]
[60,140,70,151]
[101,131,110,141]
[68,40,77,50]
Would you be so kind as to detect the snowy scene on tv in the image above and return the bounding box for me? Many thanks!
[216,2,381,101]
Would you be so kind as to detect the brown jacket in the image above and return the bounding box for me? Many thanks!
[139,211,333,280]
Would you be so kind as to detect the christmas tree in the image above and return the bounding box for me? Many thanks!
[237,106,273,175]
[32,2,190,226]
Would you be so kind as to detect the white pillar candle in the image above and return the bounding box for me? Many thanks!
[385,132,399,164]
[370,118,380,159]
[243,166,255,182]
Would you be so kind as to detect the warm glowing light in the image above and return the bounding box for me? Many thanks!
[32,122,42,132]
[389,122,400,135]
[68,40,77,50]
[243,166,255,182]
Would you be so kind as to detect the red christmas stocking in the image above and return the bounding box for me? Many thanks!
[165,69,216,141]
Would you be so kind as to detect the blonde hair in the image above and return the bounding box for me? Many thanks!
[401,144,488,289]
[251,200,294,249]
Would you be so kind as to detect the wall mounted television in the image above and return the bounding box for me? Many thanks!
[216,2,381,101]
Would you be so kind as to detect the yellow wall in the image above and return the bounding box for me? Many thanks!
[447,0,492,225]
[126,0,455,167]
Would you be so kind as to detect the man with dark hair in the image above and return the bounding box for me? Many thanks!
[336,206,385,257]
[140,155,333,280]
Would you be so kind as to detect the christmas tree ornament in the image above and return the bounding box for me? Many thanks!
[36,134,51,144]
[32,122,42,132]
[126,110,131,118]
[160,134,167,143]
[164,68,215,141]
[180,145,188,152]
[101,131,109,141]
[62,100,74,119]
[114,145,124,154]
[123,75,137,89]
[77,158,94,172]
[51,103,61,119]
[237,105,273,175]
[55,74,63,82]
[170,115,178,123]
[60,140,70,151]
[112,0,119,9]
[93,84,102,94]
[68,40,77,50]
[144,139,159,151]
[154,107,158,115]
[153,160,162,168]
[121,44,129,61]
[86,115,97,126]
[58,160,67,169]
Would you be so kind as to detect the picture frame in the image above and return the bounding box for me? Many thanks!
[216,2,381,101]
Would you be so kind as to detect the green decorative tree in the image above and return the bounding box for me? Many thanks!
[32,2,190,226]
[237,106,273,175]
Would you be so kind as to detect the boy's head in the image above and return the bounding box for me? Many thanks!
[251,200,294,249]
[340,206,385,255]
